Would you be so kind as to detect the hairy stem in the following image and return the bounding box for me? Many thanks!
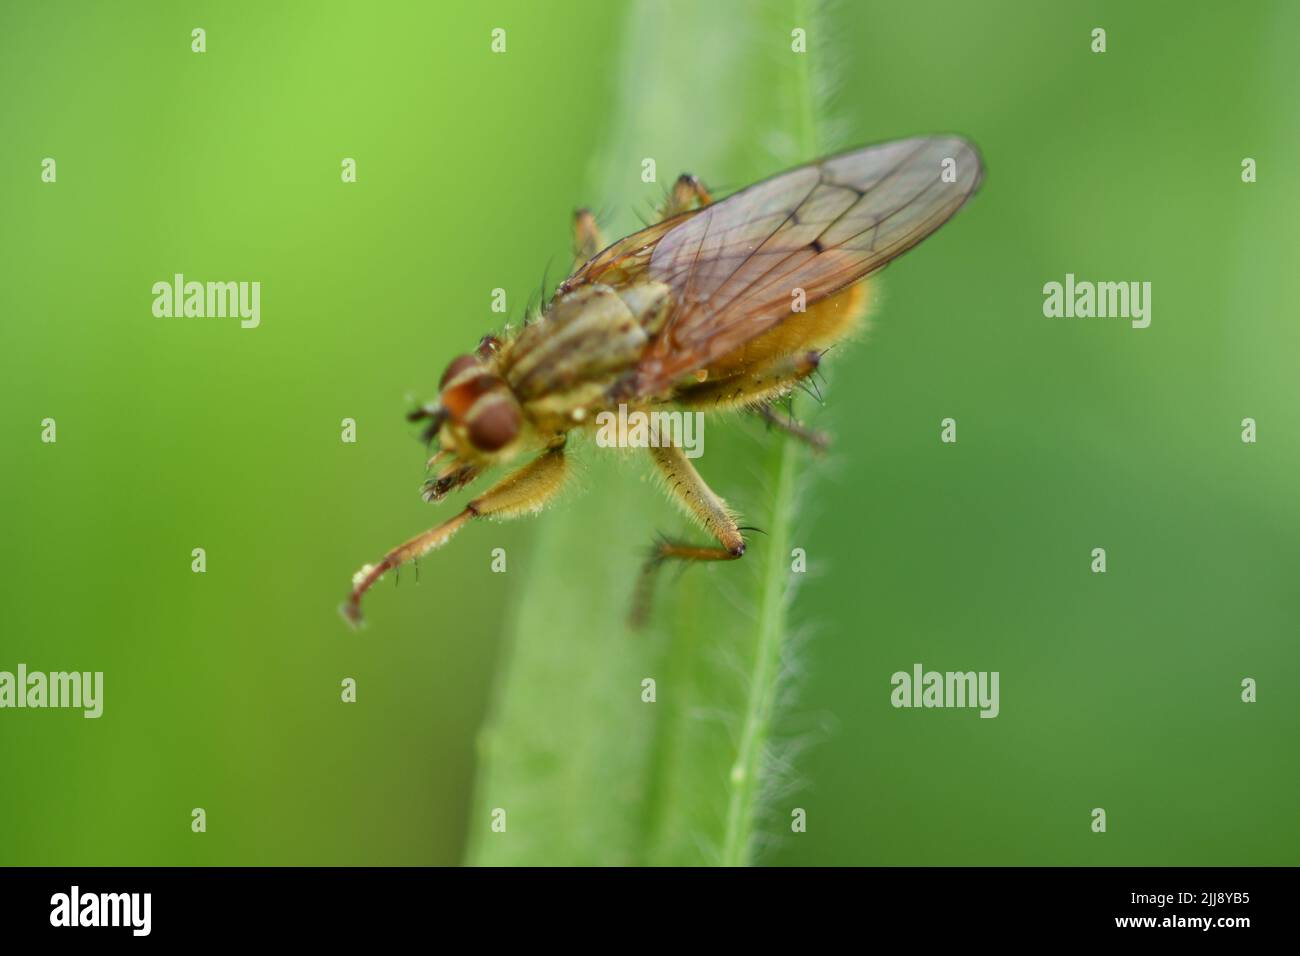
[721,437,800,865]
[719,0,822,868]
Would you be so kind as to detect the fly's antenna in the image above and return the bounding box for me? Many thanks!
[408,404,447,446]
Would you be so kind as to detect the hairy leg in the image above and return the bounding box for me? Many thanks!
[756,403,830,453]
[660,172,714,220]
[676,347,835,453]
[631,443,745,627]
[343,443,568,626]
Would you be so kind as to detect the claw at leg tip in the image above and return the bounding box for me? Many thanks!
[339,601,365,630]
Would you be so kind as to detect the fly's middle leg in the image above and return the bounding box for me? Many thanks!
[631,443,745,627]
[678,350,823,410]
[677,349,833,452]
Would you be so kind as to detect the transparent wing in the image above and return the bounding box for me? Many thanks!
[557,209,704,296]
[631,135,983,394]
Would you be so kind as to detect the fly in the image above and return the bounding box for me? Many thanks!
[343,135,983,627]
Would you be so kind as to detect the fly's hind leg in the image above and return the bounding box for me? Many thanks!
[678,350,832,453]
[343,441,568,627]
[631,443,745,627]
[757,403,831,453]
[678,279,872,451]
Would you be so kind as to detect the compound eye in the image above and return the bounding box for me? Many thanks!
[439,354,479,389]
[467,398,521,452]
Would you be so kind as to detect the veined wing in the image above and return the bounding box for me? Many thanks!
[557,209,703,296]
[632,136,983,394]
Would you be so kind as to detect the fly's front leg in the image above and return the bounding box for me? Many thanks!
[572,208,605,270]
[660,173,714,221]
[343,442,568,627]
[631,443,745,627]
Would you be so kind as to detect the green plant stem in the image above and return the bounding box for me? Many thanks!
[719,0,821,868]
[720,438,800,866]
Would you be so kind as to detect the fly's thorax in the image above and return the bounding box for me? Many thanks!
[613,281,672,335]
[502,281,672,420]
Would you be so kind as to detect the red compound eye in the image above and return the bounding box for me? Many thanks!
[441,373,498,422]
[439,354,479,389]
[466,398,520,452]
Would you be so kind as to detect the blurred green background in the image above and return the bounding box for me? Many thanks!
[2,0,1297,866]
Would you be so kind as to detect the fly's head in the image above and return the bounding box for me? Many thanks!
[412,336,522,502]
